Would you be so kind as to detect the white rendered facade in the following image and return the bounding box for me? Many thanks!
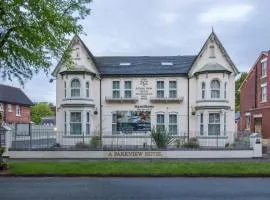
[52,32,238,147]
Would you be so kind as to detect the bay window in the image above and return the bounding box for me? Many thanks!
[86,81,90,98]
[200,113,204,135]
[208,113,220,135]
[71,79,81,97]
[70,112,82,135]
[201,82,206,99]
[86,112,90,135]
[211,79,220,98]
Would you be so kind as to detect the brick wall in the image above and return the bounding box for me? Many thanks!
[2,103,31,124]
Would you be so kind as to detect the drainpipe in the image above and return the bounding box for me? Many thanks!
[187,77,190,141]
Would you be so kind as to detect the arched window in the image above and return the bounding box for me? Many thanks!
[201,82,206,99]
[71,79,81,97]
[86,81,90,98]
[211,79,220,98]
[224,82,227,99]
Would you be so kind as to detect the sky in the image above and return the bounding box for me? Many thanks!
[1,0,270,104]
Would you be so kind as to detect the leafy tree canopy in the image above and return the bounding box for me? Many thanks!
[235,72,248,111]
[31,102,54,124]
[0,0,92,84]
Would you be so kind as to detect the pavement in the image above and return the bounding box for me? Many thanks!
[0,177,270,200]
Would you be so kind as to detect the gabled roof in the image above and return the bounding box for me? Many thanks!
[239,51,269,90]
[189,31,239,76]
[95,56,196,76]
[52,35,97,77]
[0,84,33,106]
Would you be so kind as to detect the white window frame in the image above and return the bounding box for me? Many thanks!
[169,80,177,98]
[64,111,67,135]
[208,112,220,136]
[86,81,90,98]
[70,111,82,135]
[169,113,178,135]
[200,113,204,136]
[70,79,81,98]
[201,82,206,99]
[211,79,220,99]
[261,83,267,102]
[124,81,132,98]
[224,82,227,99]
[156,113,165,131]
[112,112,118,134]
[156,80,165,98]
[112,81,120,99]
[86,111,90,135]
[16,105,21,116]
[245,114,251,130]
[261,60,267,78]
[8,104,12,112]
[224,113,227,135]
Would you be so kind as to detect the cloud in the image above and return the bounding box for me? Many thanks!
[199,4,254,24]
[159,12,179,24]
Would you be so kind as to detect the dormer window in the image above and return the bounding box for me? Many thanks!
[161,62,173,66]
[119,62,131,66]
[71,79,81,97]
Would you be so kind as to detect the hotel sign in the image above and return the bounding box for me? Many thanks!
[135,78,153,100]
[105,151,163,158]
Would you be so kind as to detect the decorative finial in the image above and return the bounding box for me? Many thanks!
[211,26,214,33]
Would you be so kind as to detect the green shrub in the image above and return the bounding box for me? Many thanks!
[0,145,8,170]
[75,142,89,149]
[182,137,200,149]
[90,136,101,149]
[151,128,173,149]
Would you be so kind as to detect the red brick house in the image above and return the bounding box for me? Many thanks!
[239,50,270,144]
[0,84,33,124]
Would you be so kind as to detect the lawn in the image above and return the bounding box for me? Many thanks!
[5,161,270,176]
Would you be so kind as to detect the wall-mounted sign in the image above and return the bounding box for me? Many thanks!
[106,151,163,158]
[134,105,154,111]
[135,78,153,100]
[116,111,151,132]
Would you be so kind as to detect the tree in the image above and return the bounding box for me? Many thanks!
[31,103,54,124]
[0,0,92,84]
[235,72,248,111]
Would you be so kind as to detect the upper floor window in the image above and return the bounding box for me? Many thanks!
[86,81,90,98]
[262,61,267,78]
[169,81,177,98]
[112,81,120,98]
[71,79,81,97]
[169,114,177,135]
[16,105,21,116]
[156,114,165,132]
[201,82,206,99]
[124,81,132,98]
[64,81,67,98]
[200,113,204,135]
[261,84,267,102]
[156,81,164,98]
[8,104,12,112]
[211,79,220,98]
[224,82,227,99]
[0,103,3,111]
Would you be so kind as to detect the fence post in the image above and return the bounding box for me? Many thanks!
[29,123,32,149]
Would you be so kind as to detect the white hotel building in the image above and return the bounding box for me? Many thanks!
[52,31,239,147]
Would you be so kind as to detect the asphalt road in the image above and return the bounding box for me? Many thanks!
[1,177,270,200]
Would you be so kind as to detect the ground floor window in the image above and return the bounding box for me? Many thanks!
[208,113,220,135]
[246,115,250,130]
[156,114,165,132]
[112,113,117,134]
[200,113,204,136]
[70,112,82,135]
[224,113,227,135]
[86,112,90,135]
[169,114,177,135]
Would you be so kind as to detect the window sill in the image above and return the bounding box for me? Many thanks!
[261,76,267,79]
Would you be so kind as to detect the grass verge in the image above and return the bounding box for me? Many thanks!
[4,161,270,177]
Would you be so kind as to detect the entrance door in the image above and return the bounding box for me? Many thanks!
[254,117,262,133]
